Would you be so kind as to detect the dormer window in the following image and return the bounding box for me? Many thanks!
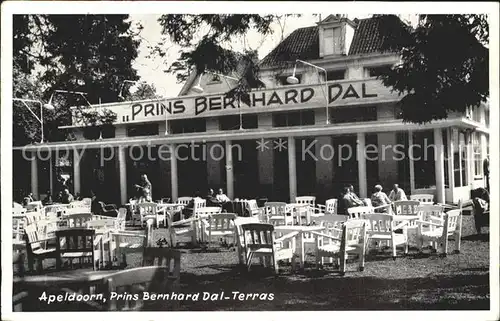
[207,74,222,84]
[324,27,342,56]
[318,14,356,58]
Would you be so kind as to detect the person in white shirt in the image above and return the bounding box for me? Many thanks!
[388,184,408,202]
[216,188,230,203]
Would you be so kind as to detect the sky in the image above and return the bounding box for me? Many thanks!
[129,14,384,98]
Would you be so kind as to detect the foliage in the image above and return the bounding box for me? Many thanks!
[123,82,160,101]
[157,14,286,88]
[377,14,489,123]
[12,14,141,145]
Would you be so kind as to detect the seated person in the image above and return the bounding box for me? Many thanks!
[60,189,75,204]
[42,191,53,205]
[205,188,221,207]
[342,186,365,210]
[180,192,203,220]
[370,184,391,212]
[389,184,408,202]
[216,188,230,203]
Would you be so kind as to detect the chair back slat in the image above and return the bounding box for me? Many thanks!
[263,202,287,223]
[208,213,236,232]
[362,213,393,235]
[56,228,95,254]
[445,209,461,234]
[325,198,338,215]
[295,196,316,207]
[410,194,434,204]
[142,247,181,282]
[393,200,420,215]
[65,213,93,228]
[343,219,367,247]
[177,197,192,206]
[347,206,374,219]
[241,223,274,249]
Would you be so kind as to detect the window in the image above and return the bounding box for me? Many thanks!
[326,70,345,81]
[278,74,302,86]
[272,110,315,127]
[453,131,468,187]
[324,27,342,55]
[413,131,436,189]
[473,132,482,178]
[219,114,258,130]
[170,118,206,134]
[330,106,377,123]
[366,65,392,78]
[127,124,159,137]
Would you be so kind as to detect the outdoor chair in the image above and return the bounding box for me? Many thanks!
[417,204,445,250]
[362,213,409,259]
[201,213,237,249]
[55,228,97,270]
[240,223,298,274]
[195,206,222,243]
[410,194,434,204]
[392,200,421,234]
[110,220,152,267]
[137,202,165,228]
[177,196,193,206]
[65,213,93,228]
[24,223,59,273]
[302,214,348,260]
[13,217,26,253]
[310,219,367,275]
[264,202,291,226]
[416,208,462,256]
[317,198,338,215]
[295,196,316,208]
[347,206,374,219]
[105,266,180,311]
[471,197,489,234]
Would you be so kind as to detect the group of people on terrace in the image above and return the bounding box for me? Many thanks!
[341,183,408,213]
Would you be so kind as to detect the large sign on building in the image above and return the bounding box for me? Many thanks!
[71,79,401,126]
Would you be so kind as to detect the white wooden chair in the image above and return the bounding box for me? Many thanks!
[416,208,462,256]
[116,208,127,231]
[417,204,445,249]
[240,223,298,274]
[393,200,421,234]
[195,206,222,243]
[295,196,316,208]
[264,202,292,226]
[325,198,338,214]
[247,199,261,217]
[26,201,43,212]
[234,216,260,264]
[110,220,153,267]
[55,228,97,270]
[302,214,348,260]
[347,206,374,219]
[310,219,367,275]
[410,194,434,204]
[137,202,165,228]
[13,218,26,253]
[201,213,237,249]
[177,196,193,206]
[13,206,27,216]
[24,223,58,273]
[65,213,93,228]
[362,213,409,259]
[106,265,180,311]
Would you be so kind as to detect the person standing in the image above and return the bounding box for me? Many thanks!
[483,156,490,191]
[135,174,152,202]
[389,184,408,202]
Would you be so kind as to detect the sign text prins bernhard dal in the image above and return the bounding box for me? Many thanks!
[71,79,400,126]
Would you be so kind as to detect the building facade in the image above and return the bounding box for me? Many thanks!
[14,15,489,206]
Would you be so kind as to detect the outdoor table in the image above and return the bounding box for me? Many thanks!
[14,269,116,287]
[222,201,251,217]
[274,225,324,269]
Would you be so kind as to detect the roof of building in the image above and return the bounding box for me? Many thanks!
[259,15,408,68]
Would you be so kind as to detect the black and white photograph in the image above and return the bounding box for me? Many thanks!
[1,1,498,318]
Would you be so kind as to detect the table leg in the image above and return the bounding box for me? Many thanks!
[299,232,305,269]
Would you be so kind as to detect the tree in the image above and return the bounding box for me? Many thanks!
[12,14,142,145]
[377,14,489,123]
[123,82,159,101]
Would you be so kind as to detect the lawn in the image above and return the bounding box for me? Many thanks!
[138,214,491,310]
[14,213,490,311]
